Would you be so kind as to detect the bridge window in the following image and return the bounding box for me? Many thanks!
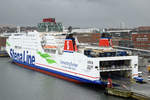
[44,49,56,54]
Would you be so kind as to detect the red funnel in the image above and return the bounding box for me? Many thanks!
[64,39,77,52]
[99,38,113,47]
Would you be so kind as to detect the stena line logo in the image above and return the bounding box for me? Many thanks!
[10,48,35,65]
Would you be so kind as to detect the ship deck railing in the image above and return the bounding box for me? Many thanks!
[100,67,132,72]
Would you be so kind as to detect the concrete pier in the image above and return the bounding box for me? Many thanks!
[105,66,150,100]
[106,85,150,100]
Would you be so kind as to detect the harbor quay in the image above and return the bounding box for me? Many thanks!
[1,21,150,99]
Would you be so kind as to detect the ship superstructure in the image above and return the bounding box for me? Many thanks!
[6,18,139,85]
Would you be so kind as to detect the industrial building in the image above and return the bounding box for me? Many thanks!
[132,26,150,50]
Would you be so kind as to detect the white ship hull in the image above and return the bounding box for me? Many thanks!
[6,31,139,86]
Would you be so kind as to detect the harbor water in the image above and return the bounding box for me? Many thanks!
[0,57,128,100]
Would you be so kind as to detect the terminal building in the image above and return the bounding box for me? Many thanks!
[132,26,150,50]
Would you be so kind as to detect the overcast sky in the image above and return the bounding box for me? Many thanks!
[0,0,150,28]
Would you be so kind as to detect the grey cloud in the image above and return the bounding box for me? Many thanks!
[0,0,150,28]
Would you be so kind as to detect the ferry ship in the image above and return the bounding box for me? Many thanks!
[6,18,139,86]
